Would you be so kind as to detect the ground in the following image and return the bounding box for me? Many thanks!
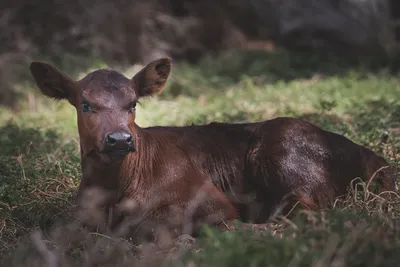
[0,50,400,266]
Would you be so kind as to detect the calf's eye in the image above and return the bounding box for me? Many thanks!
[82,101,92,112]
[129,102,136,113]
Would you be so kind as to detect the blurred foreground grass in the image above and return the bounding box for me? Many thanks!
[0,49,399,266]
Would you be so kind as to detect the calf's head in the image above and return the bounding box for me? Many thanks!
[29,58,172,163]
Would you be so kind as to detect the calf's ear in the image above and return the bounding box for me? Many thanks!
[29,61,76,105]
[132,58,172,98]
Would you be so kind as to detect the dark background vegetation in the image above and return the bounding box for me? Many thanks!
[1,0,400,109]
[1,1,400,266]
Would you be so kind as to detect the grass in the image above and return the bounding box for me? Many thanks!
[0,49,400,266]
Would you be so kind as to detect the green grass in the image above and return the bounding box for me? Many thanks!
[0,49,400,266]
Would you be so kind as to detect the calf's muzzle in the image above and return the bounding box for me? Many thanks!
[103,130,135,156]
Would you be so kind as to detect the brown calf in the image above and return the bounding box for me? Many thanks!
[29,58,396,237]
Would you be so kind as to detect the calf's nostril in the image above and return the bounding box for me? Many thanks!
[107,135,117,145]
[126,135,133,144]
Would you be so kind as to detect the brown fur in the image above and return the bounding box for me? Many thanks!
[29,58,397,239]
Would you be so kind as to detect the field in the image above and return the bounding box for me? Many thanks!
[0,50,400,266]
